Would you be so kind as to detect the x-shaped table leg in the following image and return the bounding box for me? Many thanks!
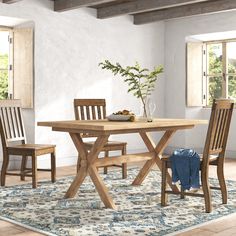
[132,130,179,193]
[65,133,117,209]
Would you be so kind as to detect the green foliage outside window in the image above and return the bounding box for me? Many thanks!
[208,45,222,105]
[208,44,236,105]
[0,54,8,99]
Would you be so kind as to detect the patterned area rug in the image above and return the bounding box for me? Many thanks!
[1,168,236,236]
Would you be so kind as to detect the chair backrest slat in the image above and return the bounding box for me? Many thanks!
[9,107,16,138]
[203,99,234,162]
[215,109,227,149]
[17,106,26,142]
[0,100,26,149]
[219,109,229,147]
[74,99,106,137]
[211,109,221,149]
[102,106,106,119]
[91,106,96,119]
[80,106,85,120]
[14,107,21,137]
[86,106,91,120]
[5,107,12,139]
[97,106,102,119]
[0,108,8,140]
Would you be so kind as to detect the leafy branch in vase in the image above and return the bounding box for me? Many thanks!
[99,60,163,117]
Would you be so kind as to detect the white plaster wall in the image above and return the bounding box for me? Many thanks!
[0,0,165,167]
[165,11,236,157]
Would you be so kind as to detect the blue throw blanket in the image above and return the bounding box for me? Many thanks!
[170,148,200,191]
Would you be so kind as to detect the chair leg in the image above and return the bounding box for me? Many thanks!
[122,163,127,179]
[32,154,38,188]
[122,145,127,179]
[104,151,108,174]
[161,160,168,206]
[20,155,28,181]
[217,159,227,204]
[201,169,212,213]
[1,153,9,186]
[180,186,185,199]
[51,150,56,183]
[76,154,80,173]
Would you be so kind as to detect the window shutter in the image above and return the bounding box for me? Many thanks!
[202,43,207,105]
[186,42,206,107]
[13,28,33,108]
[8,30,13,99]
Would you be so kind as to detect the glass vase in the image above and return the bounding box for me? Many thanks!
[140,97,156,122]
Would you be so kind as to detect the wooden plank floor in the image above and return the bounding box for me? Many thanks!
[1,159,236,236]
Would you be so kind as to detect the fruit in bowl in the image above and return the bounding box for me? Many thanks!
[108,110,135,121]
[113,109,134,116]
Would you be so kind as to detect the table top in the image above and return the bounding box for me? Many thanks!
[38,118,208,134]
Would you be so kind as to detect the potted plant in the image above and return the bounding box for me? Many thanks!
[99,60,163,120]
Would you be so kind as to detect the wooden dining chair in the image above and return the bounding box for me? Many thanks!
[161,99,234,213]
[0,99,56,188]
[74,98,127,179]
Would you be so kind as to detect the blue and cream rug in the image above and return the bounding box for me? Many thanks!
[1,168,236,236]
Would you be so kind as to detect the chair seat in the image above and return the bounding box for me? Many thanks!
[161,154,218,167]
[162,154,218,161]
[7,144,56,156]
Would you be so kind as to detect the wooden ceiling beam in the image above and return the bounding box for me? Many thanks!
[97,0,209,19]
[2,0,22,3]
[134,0,236,24]
[54,0,116,12]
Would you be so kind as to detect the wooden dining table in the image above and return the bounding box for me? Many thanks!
[38,118,207,209]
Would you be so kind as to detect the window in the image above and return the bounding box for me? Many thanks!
[0,27,33,108]
[206,41,236,105]
[187,39,236,107]
[0,30,10,100]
